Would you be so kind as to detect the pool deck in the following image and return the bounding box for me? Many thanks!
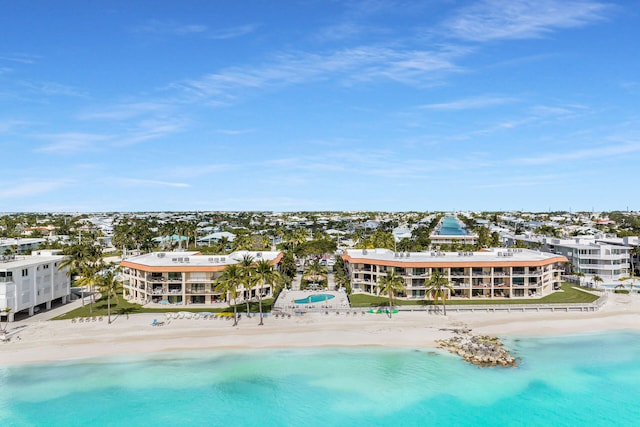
[273,289,350,312]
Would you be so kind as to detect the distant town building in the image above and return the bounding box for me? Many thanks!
[196,231,236,246]
[0,238,46,255]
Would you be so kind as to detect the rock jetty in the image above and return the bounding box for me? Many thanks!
[437,329,517,368]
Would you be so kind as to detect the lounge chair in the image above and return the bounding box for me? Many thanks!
[151,319,158,326]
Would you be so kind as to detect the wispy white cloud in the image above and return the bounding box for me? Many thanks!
[0,53,39,64]
[0,119,29,133]
[112,178,191,188]
[420,96,516,111]
[314,22,368,42]
[444,0,610,42]
[518,139,640,165]
[20,81,87,97]
[133,20,207,36]
[209,24,257,40]
[216,129,255,135]
[78,102,171,120]
[172,46,461,100]
[0,180,70,198]
[529,105,575,116]
[169,163,234,179]
[133,20,255,40]
[33,117,186,153]
[33,132,111,153]
[472,173,565,189]
[117,118,187,146]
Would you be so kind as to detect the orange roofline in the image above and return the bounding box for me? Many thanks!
[342,253,568,269]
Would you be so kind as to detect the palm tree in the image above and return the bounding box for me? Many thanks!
[98,268,121,324]
[334,270,350,292]
[239,254,255,317]
[60,242,103,309]
[593,275,604,289]
[304,259,328,288]
[376,269,406,318]
[253,259,280,326]
[233,233,254,251]
[396,238,413,252]
[219,236,231,253]
[242,270,260,318]
[214,264,243,326]
[75,263,104,316]
[575,271,585,287]
[426,270,453,315]
[59,246,89,307]
[293,229,310,247]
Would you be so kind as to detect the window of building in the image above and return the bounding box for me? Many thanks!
[22,269,29,277]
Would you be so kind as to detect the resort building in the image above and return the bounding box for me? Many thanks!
[0,250,71,322]
[121,250,283,306]
[342,248,567,300]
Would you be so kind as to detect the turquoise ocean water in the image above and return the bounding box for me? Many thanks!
[1,331,639,426]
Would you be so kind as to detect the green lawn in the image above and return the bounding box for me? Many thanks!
[349,283,599,308]
[53,297,275,320]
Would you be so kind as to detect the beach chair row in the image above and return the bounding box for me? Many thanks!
[164,312,239,320]
[272,313,292,318]
[71,316,104,323]
[326,311,366,316]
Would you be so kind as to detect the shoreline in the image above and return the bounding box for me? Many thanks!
[2,293,639,366]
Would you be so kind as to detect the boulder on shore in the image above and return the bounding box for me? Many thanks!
[436,329,517,368]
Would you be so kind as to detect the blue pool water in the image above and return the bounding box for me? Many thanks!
[294,294,335,304]
[437,216,468,235]
[1,332,640,426]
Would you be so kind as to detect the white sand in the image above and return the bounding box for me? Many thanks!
[2,293,639,366]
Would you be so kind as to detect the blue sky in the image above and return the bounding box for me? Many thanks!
[1,0,638,212]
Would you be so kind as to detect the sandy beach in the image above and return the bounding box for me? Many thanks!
[2,293,639,366]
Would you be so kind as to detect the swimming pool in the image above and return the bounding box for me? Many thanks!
[294,294,336,304]
[437,216,468,236]
[600,284,640,290]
